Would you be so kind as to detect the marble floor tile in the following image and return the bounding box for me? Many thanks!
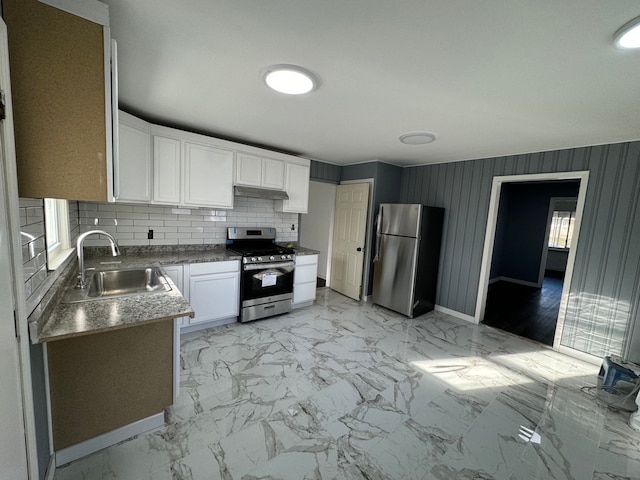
[54,288,640,480]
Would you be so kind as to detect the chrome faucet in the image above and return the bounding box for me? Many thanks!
[75,230,121,289]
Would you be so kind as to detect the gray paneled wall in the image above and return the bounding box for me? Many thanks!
[400,142,640,360]
[310,159,341,184]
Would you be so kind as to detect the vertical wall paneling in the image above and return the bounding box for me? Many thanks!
[400,140,640,360]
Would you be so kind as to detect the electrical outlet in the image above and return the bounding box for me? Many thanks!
[148,229,153,239]
[291,224,295,231]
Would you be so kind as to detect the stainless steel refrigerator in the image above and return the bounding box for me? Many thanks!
[372,203,444,318]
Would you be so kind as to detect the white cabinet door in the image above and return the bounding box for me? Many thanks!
[236,154,285,190]
[262,158,285,190]
[183,142,234,208]
[153,135,181,204]
[189,273,239,324]
[117,112,151,203]
[236,153,262,186]
[293,254,318,306]
[276,162,310,213]
[187,261,240,325]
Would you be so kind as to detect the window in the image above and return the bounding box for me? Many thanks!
[548,210,575,249]
[44,198,72,269]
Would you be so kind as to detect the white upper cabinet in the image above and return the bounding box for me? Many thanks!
[183,142,234,208]
[151,125,235,208]
[262,158,286,190]
[236,153,285,190]
[153,134,182,205]
[117,111,151,203]
[275,160,310,214]
[235,153,262,186]
[119,113,310,210]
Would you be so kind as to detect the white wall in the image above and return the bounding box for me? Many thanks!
[300,181,336,282]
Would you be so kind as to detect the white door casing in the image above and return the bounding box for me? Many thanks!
[474,171,590,357]
[0,19,31,479]
[330,183,370,301]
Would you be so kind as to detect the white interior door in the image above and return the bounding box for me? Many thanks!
[0,127,29,480]
[330,183,370,300]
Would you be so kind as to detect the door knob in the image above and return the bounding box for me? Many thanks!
[357,247,362,252]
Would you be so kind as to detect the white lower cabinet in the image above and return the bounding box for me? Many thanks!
[162,265,188,327]
[186,261,240,329]
[293,254,318,308]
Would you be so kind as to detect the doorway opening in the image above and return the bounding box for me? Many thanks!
[475,171,589,350]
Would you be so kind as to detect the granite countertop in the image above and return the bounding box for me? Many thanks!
[292,246,320,255]
[33,244,239,343]
[32,243,318,343]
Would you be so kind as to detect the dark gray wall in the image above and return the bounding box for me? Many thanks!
[341,162,403,295]
[310,159,341,184]
[490,181,579,283]
[401,142,640,360]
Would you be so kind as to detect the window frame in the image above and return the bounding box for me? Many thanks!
[44,198,73,269]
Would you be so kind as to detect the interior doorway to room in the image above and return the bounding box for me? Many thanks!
[329,182,370,301]
[475,172,589,349]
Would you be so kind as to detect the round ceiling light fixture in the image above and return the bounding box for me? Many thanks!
[399,132,437,145]
[614,15,640,49]
[264,65,318,95]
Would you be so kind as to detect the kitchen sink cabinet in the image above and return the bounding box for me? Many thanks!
[275,160,311,214]
[293,254,318,307]
[236,152,285,190]
[117,111,152,203]
[152,125,235,208]
[183,261,240,331]
[4,0,116,202]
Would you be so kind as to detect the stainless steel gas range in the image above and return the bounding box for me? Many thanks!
[227,227,296,323]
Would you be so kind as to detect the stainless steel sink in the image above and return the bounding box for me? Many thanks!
[62,267,171,303]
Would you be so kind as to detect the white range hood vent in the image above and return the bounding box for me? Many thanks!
[234,185,289,201]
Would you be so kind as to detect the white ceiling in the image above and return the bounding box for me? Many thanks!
[104,0,640,167]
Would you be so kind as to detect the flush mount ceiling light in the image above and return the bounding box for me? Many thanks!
[614,16,640,49]
[264,65,317,95]
[399,132,437,145]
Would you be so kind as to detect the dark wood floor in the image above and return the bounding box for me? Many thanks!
[481,272,564,346]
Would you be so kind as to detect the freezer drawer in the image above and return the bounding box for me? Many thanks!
[372,234,418,317]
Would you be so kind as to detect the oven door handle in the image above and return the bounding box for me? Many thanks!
[244,261,295,271]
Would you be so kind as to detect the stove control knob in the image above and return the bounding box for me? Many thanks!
[270,255,275,261]
[287,254,292,259]
[281,255,286,260]
[251,257,257,262]
[257,257,262,262]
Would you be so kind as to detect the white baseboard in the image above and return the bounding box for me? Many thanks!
[557,345,602,366]
[292,300,314,310]
[434,305,476,324]
[55,412,164,466]
[180,316,236,334]
[494,276,540,288]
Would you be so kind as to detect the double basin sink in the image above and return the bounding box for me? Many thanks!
[63,267,171,303]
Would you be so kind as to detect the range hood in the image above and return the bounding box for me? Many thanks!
[234,185,289,201]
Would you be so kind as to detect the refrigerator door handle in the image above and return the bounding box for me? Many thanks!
[373,206,383,262]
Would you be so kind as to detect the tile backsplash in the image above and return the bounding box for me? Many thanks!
[78,196,299,247]
[19,198,48,298]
